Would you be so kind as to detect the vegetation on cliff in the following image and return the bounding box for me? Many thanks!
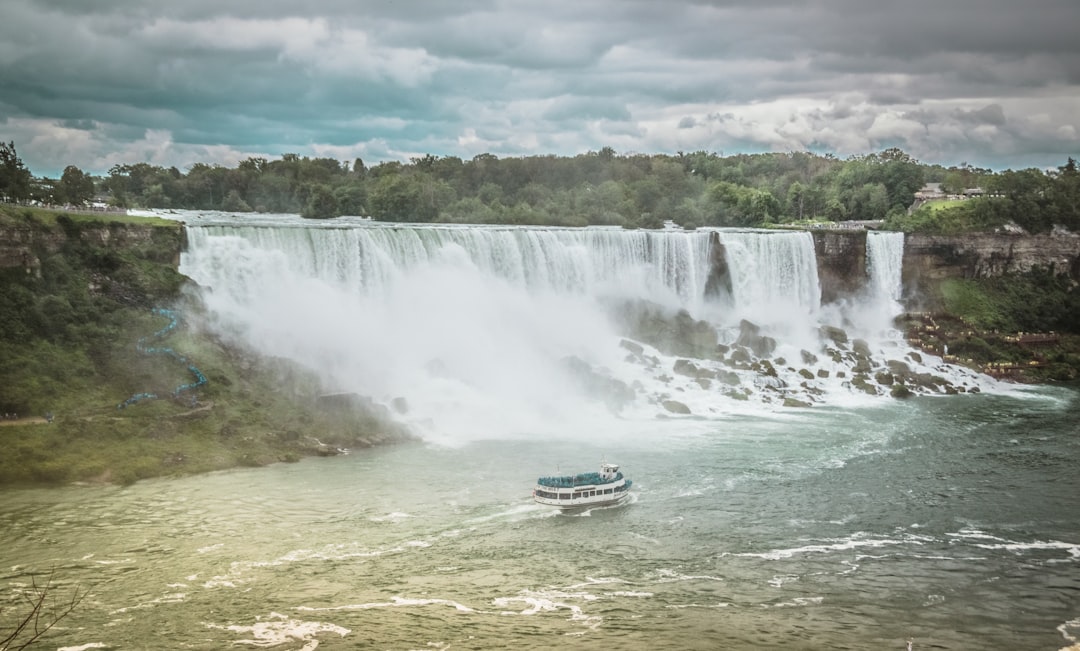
[901,267,1080,382]
[0,205,413,486]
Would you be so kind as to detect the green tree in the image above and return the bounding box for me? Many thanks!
[301,184,340,219]
[221,189,253,212]
[0,141,32,203]
[57,165,95,205]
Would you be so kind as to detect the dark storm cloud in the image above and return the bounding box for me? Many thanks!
[1,0,1077,175]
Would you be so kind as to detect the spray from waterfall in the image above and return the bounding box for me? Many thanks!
[176,213,986,443]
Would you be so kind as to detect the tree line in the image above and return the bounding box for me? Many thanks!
[2,141,1078,233]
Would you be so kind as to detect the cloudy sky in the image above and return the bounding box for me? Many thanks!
[2,0,1078,177]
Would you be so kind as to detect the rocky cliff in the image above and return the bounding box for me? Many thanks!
[811,230,1080,305]
[0,219,184,275]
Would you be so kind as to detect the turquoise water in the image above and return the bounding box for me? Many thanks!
[2,388,1079,650]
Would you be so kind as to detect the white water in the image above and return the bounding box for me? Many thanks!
[171,212,989,444]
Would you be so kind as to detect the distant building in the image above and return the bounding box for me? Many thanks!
[914,183,945,201]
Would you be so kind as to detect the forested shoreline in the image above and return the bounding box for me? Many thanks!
[2,142,1079,234]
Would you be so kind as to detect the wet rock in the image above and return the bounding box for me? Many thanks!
[729,347,752,364]
[887,360,912,377]
[783,397,812,408]
[820,325,849,347]
[662,399,692,414]
[620,339,644,356]
[891,384,914,399]
[852,339,872,358]
[753,360,778,377]
[801,350,819,365]
[674,359,715,379]
[715,370,741,386]
[875,372,894,386]
[817,369,830,378]
[610,300,718,358]
[798,368,815,380]
[851,374,878,395]
[736,319,777,358]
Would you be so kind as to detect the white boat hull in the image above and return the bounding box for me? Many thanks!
[533,475,632,509]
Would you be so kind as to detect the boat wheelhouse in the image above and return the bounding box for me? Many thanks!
[533,463,632,508]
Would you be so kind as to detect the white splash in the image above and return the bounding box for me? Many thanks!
[174,212,989,443]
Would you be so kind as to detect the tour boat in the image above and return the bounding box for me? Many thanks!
[533,463,632,508]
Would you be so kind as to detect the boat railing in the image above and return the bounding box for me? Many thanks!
[537,471,623,488]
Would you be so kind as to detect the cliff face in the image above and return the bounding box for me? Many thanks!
[812,230,1080,305]
[901,232,1080,283]
[811,231,868,304]
[0,221,184,274]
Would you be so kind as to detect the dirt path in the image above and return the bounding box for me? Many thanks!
[0,416,49,427]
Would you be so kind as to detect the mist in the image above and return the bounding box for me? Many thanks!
[177,214,986,444]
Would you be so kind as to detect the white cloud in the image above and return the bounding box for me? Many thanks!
[2,0,1079,174]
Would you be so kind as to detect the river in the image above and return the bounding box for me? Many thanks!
[2,387,1078,650]
[2,214,1078,649]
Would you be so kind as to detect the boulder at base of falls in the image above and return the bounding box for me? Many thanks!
[661,399,692,414]
[820,325,849,347]
[736,319,777,358]
[610,299,719,359]
[891,384,914,399]
[716,369,741,386]
[783,397,812,408]
[673,359,716,379]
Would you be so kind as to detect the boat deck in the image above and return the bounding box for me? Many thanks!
[537,471,623,488]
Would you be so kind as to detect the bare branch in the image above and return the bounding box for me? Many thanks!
[1,569,90,651]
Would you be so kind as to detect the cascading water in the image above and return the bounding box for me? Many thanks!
[866,231,905,305]
[714,230,821,327]
[175,213,987,442]
[855,230,907,341]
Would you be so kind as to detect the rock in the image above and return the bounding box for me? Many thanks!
[817,369,830,378]
[753,359,778,377]
[673,359,715,379]
[851,374,878,395]
[662,399,691,414]
[801,349,819,365]
[715,370,741,386]
[613,301,719,359]
[852,339,872,358]
[783,397,812,408]
[875,372,894,385]
[619,339,644,356]
[887,360,912,377]
[798,368,815,380]
[820,325,849,347]
[729,347,752,364]
[736,319,776,358]
[891,384,914,399]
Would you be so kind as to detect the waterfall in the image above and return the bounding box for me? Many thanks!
[715,230,821,327]
[183,223,716,311]
[866,231,905,304]
[171,212,985,441]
